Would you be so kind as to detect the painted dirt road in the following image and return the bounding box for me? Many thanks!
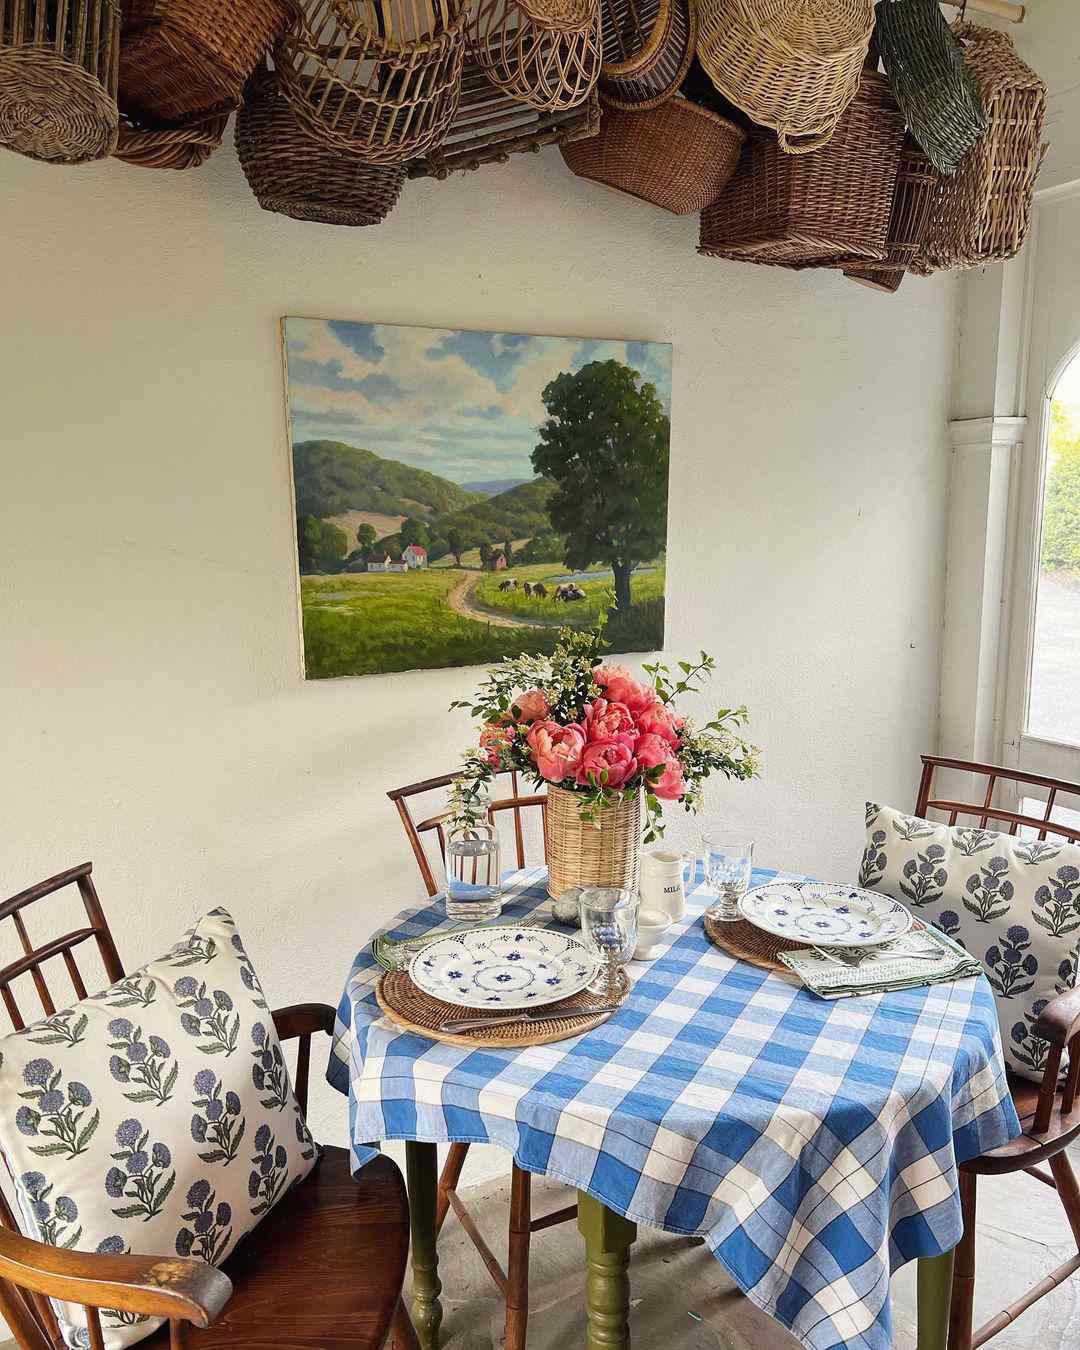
[445,573,563,630]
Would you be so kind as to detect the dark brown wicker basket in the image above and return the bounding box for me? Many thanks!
[875,0,986,177]
[409,50,598,178]
[562,93,743,213]
[698,70,905,268]
[236,65,405,224]
[598,0,695,110]
[276,0,468,163]
[837,136,940,293]
[0,0,120,162]
[114,108,228,167]
[119,0,292,124]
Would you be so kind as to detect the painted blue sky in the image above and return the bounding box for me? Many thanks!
[283,318,673,487]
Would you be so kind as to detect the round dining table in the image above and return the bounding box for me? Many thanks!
[327,864,1020,1350]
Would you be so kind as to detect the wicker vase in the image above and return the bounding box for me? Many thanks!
[544,784,641,900]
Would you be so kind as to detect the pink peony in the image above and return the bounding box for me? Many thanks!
[634,732,672,771]
[652,759,686,801]
[593,664,632,688]
[527,722,586,783]
[479,715,515,767]
[584,698,636,742]
[635,701,683,748]
[575,737,638,790]
[512,689,550,723]
[600,671,656,715]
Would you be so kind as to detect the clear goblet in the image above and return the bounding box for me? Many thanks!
[579,887,639,999]
[702,832,754,924]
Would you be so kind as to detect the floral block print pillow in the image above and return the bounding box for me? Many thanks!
[860,804,1080,1084]
[0,908,318,1349]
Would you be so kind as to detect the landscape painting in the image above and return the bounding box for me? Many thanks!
[282,318,672,679]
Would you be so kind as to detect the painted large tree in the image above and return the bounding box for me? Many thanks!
[532,360,669,615]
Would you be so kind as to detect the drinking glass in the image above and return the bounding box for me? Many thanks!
[445,825,502,920]
[578,887,639,998]
[702,831,754,924]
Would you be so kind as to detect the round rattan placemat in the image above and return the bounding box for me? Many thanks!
[703,914,805,974]
[376,970,625,1048]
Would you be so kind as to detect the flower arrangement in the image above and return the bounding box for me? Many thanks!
[449,623,758,843]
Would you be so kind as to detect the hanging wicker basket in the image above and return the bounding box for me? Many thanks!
[834,136,940,293]
[409,50,598,178]
[561,94,743,214]
[696,0,873,154]
[874,0,986,177]
[598,0,695,111]
[913,22,1047,275]
[470,0,600,113]
[0,0,120,162]
[114,108,228,167]
[544,784,641,901]
[698,70,905,268]
[277,0,468,163]
[237,64,405,224]
[119,0,293,125]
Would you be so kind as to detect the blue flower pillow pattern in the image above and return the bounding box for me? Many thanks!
[861,805,1080,1083]
[0,908,318,1349]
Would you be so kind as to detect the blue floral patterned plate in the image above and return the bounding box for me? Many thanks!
[408,927,600,1009]
[738,881,913,948]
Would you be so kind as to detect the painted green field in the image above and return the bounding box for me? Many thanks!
[474,562,665,624]
[300,570,560,678]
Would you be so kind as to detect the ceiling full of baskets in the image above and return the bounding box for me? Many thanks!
[0,0,1048,295]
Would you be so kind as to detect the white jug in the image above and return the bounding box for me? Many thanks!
[639,849,690,923]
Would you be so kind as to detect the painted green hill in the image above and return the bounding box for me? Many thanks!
[293,441,482,519]
[431,478,555,542]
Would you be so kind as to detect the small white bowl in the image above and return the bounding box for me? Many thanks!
[634,907,673,960]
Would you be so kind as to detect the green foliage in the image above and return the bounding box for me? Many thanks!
[517,531,566,565]
[292,441,481,519]
[532,360,669,615]
[1041,402,1080,573]
[430,478,556,552]
[447,528,465,565]
[297,514,348,573]
[474,563,664,638]
[605,594,665,653]
[479,540,492,565]
[503,539,514,564]
[300,572,560,678]
[355,522,378,551]
[400,517,430,550]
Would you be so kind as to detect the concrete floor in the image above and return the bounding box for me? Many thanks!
[421,1143,1080,1350]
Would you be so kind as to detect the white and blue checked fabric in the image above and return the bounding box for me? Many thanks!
[328,866,1021,1350]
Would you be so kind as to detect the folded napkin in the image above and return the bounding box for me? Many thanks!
[777,921,982,999]
[372,916,544,972]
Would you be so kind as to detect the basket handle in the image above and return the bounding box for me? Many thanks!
[777,124,835,155]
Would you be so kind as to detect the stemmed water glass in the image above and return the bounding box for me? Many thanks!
[578,888,639,999]
[702,831,754,924]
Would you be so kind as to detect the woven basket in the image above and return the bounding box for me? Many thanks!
[237,65,405,224]
[836,136,940,294]
[277,0,468,163]
[409,50,598,177]
[697,0,873,154]
[698,71,905,268]
[598,0,695,111]
[470,0,600,113]
[913,23,1047,275]
[874,0,985,177]
[119,0,292,125]
[114,108,227,167]
[544,784,641,900]
[562,94,743,213]
[0,0,119,162]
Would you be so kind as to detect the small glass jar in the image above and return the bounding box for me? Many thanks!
[445,822,502,920]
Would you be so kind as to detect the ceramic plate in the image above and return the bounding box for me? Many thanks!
[408,927,600,1010]
[738,881,913,948]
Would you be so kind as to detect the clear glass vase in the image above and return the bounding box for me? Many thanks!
[445,823,502,920]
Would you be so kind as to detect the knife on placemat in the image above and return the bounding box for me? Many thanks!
[440,1003,622,1034]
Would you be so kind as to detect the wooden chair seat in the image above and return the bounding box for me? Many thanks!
[961,1073,1080,1175]
[140,1148,408,1349]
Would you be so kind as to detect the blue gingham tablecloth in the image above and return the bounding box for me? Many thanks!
[328,866,1021,1350]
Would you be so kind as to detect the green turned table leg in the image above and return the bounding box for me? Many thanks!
[917,1248,955,1350]
[577,1192,637,1350]
[405,1142,442,1350]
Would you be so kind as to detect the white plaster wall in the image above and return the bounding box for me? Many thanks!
[0,140,956,1165]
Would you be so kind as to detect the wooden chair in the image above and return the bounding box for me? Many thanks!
[0,861,419,1350]
[388,773,569,1350]
[913,756,1080,1350]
